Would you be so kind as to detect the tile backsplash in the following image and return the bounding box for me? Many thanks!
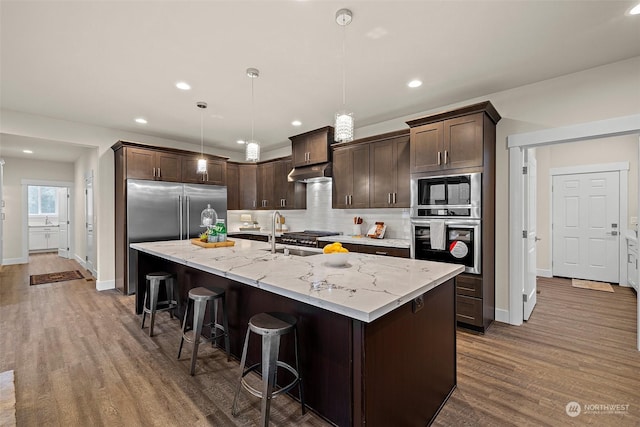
[227,181,411,239]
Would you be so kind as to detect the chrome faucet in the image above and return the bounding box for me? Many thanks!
[271,211,281,254]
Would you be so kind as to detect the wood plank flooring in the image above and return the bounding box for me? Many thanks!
[1,256,638,426]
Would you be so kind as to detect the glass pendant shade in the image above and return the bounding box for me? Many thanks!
[245,140,260,162]
[197,157,207,174]
[335,111,354,143]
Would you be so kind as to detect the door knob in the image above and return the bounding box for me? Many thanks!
[605,231,618,236]
[535,237,541,241]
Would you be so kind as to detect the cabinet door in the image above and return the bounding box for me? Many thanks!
[410,122,443,173]
[156,152,182,182]
[205,159,226,185]
[291,138,308,167]
[47,230,60,249]
[29,230,47,250]
[332,149,352,209]
[126,147,156,179]
[226,163,240,210]
[273,159,290,209]
[443,113,483,170]
[238,164,257,210]
[257,162,275,209]
[394,136,411,207]
[181,157,207,183]
[307,132,330,165]
[350,145,370,209]
[370,141,396,208]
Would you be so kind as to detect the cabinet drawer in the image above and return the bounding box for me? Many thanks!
[456,295,483,327]
[456,274,482,298]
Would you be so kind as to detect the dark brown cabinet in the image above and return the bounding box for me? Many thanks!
[257,162,275,209]
[226,163,240,210]
[290,126,334,167]
[181,157,227,185]
[407,101,501,333]
[126,147,182,182]
[408,112,484,173]
[274,158,306,210]
[369,132,410,208]
[238,164,257,210]
[332,144,370,209]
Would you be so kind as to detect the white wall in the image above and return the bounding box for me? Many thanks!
[535,135,638,271]
[1,56,639,304]
[73,147,99,270]
[1,156,74,263]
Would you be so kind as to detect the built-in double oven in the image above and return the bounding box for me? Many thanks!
[410,173,482,274]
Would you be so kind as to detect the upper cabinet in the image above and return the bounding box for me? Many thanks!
[290,126,335,167]
[226,163,240,210]
[113,141,229,184]
[181,157,227,185]
[256,157,306,210]
[237,164,258,210]
[406,102,501,174]
[332,143,370,209]
[126,147,182,182]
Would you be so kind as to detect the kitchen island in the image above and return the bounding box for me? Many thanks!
[131,239,463,426]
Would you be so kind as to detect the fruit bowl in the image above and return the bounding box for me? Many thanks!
[324,252,349,267]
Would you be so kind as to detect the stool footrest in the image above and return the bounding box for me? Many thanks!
[240,362,301,399]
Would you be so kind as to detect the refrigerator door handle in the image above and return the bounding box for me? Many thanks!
[178,195,184,239]
[186,196,190,239]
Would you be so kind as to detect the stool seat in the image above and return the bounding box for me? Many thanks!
[141,272,177,337]
[232,312,305,426]
[178,286,230,375]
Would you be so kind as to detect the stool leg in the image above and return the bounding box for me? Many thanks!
[148,279,160,337]
[294,327,306,415]
[190,299,206,376]
[140,283,149,329]
[166,277,175,319]
[178,299,191,359]
[210,298,217,347]
[260,333,280,427]
[232,327,252,417]
[220,296,231,362]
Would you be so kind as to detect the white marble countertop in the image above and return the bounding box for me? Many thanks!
[131,239,462,323]
[317,235,411,249]
[29,225,59,228]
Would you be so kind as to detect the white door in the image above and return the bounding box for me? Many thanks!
[523,150,537,320]
[58,188,70,258]
[552,171,620,283]
[85,173,96,275]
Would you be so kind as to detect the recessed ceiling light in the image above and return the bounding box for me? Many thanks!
[629,3,640,15]
[176,81,191,90]
[23,149,33,154]
[135,118,148,124]
[408,80,423,88]
[291,120,302,126]
[237,139,245,144]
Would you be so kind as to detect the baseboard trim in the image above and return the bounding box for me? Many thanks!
[74,254,87,269]
[2,257,28,266]
[537,269,552,278]
[96,279,115,291]
[495,308,510,324]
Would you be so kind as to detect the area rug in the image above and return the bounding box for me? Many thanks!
[0,370,16,427]
[571,278,614,293]
[30,270,84,286]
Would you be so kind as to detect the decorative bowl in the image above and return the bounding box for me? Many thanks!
[324,252,349,267]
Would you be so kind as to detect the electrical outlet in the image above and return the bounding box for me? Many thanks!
[412,295,424,313]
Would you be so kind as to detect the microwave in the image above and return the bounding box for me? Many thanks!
[411,172,481,218]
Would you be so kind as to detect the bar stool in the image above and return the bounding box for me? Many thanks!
[141,272,177,337]
[232,312,305,426]
[178,286,230,376]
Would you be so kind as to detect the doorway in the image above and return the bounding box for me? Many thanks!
[551,168,624,283]
[85,171,96,276]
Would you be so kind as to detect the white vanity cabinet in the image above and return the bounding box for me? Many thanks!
[627,235,638,292]
[29,226,59,252]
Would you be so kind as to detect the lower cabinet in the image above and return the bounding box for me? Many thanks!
[29,227,59,251]
[319,241,409,258]
[455,273,493,332]
[628,238,638,291]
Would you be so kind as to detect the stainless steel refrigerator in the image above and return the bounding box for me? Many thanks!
[126,179,227,295]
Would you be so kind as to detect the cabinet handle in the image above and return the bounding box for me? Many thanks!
[375,251,388,256]
[157,167,161,178]
[388,193,391,204]
[153,167,156,177]
[345,195,348,206]
[349,195,353,205]
[253,200,256,208]
[444,150,448,165]
[437,152,441,165]
[393,192,397,204]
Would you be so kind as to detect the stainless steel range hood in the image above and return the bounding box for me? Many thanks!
[287,162,332,182]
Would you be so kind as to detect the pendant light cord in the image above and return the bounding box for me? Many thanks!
[342,22,346,108]
[251,76,255,142]
[200,108,204,157]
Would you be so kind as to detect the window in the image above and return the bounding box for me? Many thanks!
[28,186,58,215]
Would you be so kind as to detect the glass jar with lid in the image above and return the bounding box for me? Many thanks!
[200,204,218,228]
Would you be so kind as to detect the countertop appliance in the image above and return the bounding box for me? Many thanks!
[126,179,227,295]
[411,172,481,218]
[280,230,341,248]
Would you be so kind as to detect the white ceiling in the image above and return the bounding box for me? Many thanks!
[1,1,639,162]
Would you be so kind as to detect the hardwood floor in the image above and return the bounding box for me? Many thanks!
[1,256,638,426]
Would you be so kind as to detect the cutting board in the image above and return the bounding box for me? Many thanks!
[190,239,235,248]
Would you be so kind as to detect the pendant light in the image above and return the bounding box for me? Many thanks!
[246,67,260,162]
[196,101,208,174]
[334,8,354,143]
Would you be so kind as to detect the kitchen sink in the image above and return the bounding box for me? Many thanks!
[263,247,320,257]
